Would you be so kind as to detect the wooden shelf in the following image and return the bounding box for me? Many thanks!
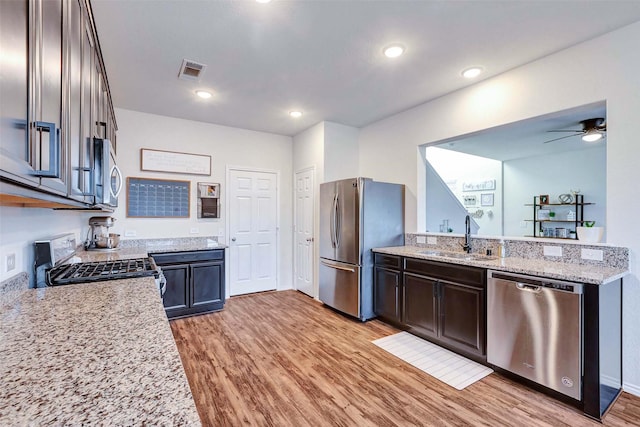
[524,219,591,223]
[524,235,577,240]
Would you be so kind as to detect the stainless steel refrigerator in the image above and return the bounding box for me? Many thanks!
[319,177,404,321]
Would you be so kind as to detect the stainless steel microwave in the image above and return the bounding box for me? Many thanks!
[93,138,122,208]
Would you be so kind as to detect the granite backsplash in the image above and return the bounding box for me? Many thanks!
[405,233,628,270]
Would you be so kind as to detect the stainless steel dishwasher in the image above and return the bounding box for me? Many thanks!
[487,270,583,400]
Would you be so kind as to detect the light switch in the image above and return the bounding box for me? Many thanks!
[416,236,426,244]
[427,236,437,245]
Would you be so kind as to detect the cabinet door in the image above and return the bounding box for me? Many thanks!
[374,266,401,322]
[403,273,438,338]
[162,264,189,314]
[190,261,224,308]
[80,14,95,200]
[0,0,39,187]
[36,0,66,194]
[66,0,86,201]
[439,281,485,356]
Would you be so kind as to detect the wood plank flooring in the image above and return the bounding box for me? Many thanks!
[170,290,640,427]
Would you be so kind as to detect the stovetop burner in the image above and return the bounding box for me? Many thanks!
[47,257,159,286]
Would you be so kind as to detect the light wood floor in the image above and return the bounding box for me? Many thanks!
[170,290,640,427]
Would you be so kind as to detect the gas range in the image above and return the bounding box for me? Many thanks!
[34,234,166,296]
[46,257,160,286]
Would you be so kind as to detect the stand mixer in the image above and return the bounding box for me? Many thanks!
[85,216,120,250]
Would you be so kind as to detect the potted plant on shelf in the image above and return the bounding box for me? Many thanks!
[576,221,604,243]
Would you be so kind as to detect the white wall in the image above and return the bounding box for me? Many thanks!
[0,206,90,286]
[324,122,359,182]
[504,146,606,237]
[358,21,640,395]
[113,108,294,292]
[426,147,503,236]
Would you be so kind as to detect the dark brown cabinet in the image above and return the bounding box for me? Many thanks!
[403,273,438,338]
[0,0,115,208]
[152,250,225,319]
[373,254,486,362]
[373,253,402,323]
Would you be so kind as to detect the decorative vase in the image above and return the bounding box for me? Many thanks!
[576,226,604,243]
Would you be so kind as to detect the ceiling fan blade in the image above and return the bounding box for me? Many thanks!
[543,134,579,144]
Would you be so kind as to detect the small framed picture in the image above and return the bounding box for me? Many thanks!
[480,193,494,207]
[537,209,550,220]
[539,194,549,204]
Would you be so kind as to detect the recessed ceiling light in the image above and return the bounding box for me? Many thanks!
[383,44,405,58]
[289,111,303,118]
[462,67,483,79]
[256,0,271,3]
[195,90,212,99]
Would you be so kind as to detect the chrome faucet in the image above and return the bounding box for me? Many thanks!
[461,215,472,253]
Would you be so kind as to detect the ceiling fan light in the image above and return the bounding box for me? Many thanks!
[582,131,603,142]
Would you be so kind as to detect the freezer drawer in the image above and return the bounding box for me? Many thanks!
[487,271,582,400]
[319,258,360,318]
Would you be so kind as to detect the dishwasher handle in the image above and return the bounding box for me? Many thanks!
[516,282,542,293]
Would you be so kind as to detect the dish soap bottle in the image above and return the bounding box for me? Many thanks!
[497,239,506,258]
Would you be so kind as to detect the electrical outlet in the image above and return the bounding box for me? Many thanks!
[5,253,16,272]
[543,246,563,257]
[124,230,137,237]
[416,236,426,244]
[427,236,437,245]
[520,221,528,229]
[581,248,604,261]
[190,227,199,234]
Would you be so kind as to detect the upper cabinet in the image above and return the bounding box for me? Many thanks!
[0,0,116,207]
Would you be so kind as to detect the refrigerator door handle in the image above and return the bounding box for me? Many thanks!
[320,259,355,273]
[331,193,338,248]
[335,193,341,248]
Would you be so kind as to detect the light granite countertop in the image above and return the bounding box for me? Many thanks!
[373,245,627,284]
[0,278,201,425]
[78,241,227,263]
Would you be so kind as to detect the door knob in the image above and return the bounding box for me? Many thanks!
[231,237,236,242]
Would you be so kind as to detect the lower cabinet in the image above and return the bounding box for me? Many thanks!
[374,253,486,361]
[152,249,225,319]
[373,254,402,323]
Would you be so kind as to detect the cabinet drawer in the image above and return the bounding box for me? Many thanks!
[151,249,224,265]
[403,258,485,288]
[374,253,401,270]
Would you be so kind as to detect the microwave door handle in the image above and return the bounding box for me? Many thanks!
[110,165,123,198]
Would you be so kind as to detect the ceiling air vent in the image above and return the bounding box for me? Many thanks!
[178,59,206,81]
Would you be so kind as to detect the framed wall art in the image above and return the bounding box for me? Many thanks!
[141,148,211,176]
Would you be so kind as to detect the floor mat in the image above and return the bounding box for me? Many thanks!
[372,331,493,390]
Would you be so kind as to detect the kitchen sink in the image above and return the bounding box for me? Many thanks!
[419,250,497,261]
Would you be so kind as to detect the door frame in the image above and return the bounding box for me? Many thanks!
[293,165,316,297]
[225,165,280,297]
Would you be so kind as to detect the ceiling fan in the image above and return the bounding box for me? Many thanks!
[543,118,606,144]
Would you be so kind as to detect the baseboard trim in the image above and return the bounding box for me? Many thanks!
[623,381,640,397]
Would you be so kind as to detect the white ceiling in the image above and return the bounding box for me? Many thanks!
[91,1,640,137]
[434,102,607,161]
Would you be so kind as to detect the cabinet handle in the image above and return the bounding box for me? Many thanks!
[31,121,60,178]
[96,121,107,138]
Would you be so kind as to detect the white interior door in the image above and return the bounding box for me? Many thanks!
[229,168,278,296]
[294,167,315,297]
